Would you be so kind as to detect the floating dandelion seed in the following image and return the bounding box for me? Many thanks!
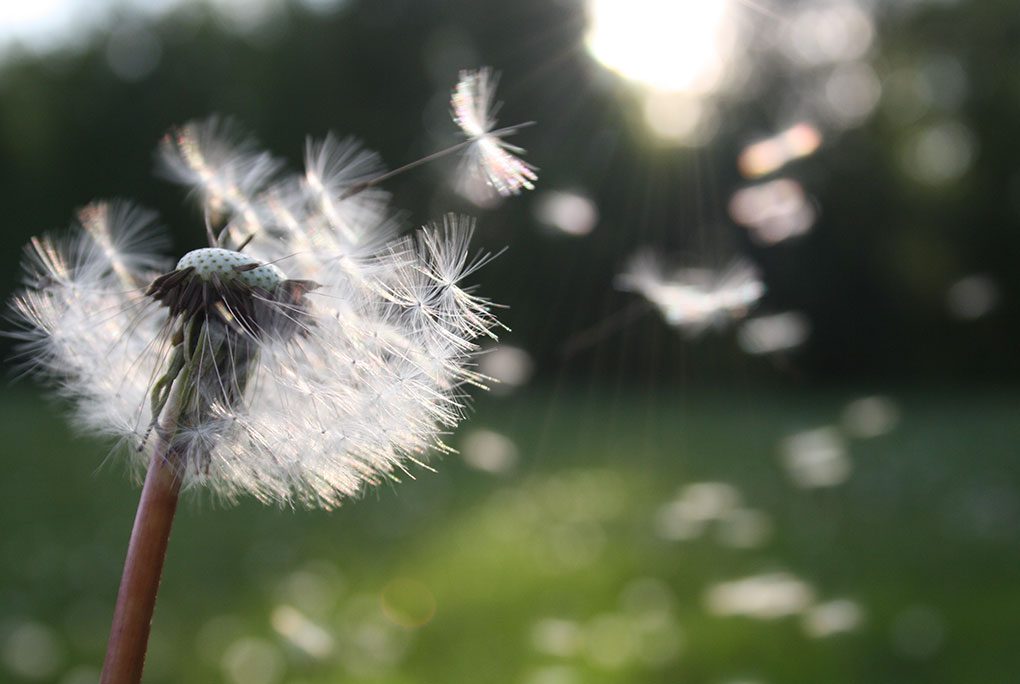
[705,572,815,620]
[616,250,764,335]
[9,108,524,683]
[452,67,538,198]
[802,599,864,638]
[737,311,810,355]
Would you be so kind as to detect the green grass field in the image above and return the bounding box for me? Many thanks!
[2,387,1019,684]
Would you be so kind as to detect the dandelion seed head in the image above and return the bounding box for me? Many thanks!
[11,114,510,510]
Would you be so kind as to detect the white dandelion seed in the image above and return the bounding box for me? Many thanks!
[616,250,765,336]
[157,116,283,245]
[10,116,506,510]
[452,67,538,198]
[302,133,393,249]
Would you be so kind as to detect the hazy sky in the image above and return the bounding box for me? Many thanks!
[0,0,344,54]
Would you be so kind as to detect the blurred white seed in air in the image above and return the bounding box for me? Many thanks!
[271,605,335,659]
[617,251,765,336]
[654,481,742,541]
[534,190,599,236]
[452,67,538,198]
[459,428,519,474]
[716,508,773,549]
[654,500,708,541]
[737,312,811,355]
[729,179,816,245]
[478,344,534,395]
[705,572,815,619]
[678,482,742,519]
[841,396,900,439]
[779,427,852,488]
[802,599,864,638]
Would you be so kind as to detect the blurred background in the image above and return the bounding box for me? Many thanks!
[1,0,1019,682]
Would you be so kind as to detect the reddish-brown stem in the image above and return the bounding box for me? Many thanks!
[100,447,182,684]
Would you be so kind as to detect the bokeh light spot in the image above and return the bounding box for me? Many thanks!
[738,312,811,355]
[220,637,285,684]
[105,24,161,82]
[802,599,864,638]
[784,2,874,66]
[380,578,437,628]
[534,190,599,237]
[530,618,583,657]
[705,572,815,619]
[900,120,976,185]
[1,621,63,680]
[946,274,999,320]
[478,345,534,395]
[271,605,335,659]
[738,123,823,179]
[779,427,851,488]
[716,508,773,549]
[729,179,816,245]
[460,428,519,475]
[841,396,900,439]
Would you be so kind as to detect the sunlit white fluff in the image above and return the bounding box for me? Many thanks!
[616,250,764,335]
[452,67,538,198]
[303,134,392,248]
[10,118,504,509]
[157,116,282,241]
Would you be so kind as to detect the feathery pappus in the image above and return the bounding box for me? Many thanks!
[616,250,765,336]
[9,117,507,509]
[452,67,538,198]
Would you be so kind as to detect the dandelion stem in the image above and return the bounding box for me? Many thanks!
[101,369,189,684]
[100,443,182,684]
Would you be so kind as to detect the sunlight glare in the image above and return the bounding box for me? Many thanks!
[586,0,737,95]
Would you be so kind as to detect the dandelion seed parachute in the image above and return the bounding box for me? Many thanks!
[616,250,765,335]
[452,67,538,198]
[10,118,504,509]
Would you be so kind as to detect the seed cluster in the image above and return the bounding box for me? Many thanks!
[176,248,285,290]
[11,115,509,508]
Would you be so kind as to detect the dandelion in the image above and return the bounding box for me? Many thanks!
[616,250,765,335]
[9,109,520,682]
[452,67,538,198]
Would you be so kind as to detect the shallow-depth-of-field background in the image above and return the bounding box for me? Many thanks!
[2,0,1019,682]
[4,388,1020,683]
